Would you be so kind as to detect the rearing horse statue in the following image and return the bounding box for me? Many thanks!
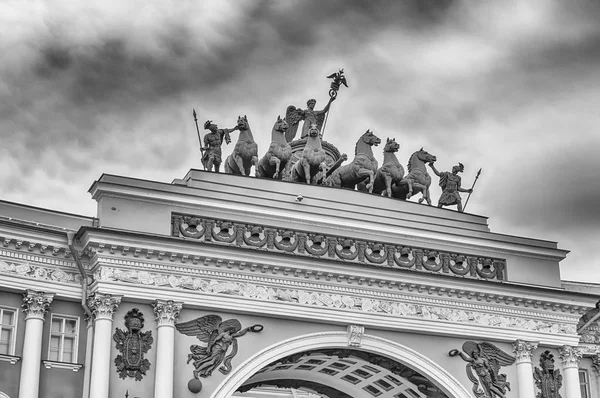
[224,115,259,176]
[256,116,292,179]
[392,148,437,205]
[326,130,381,192]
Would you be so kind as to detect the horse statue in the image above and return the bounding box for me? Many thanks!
[256,116,292,179]
[291,123,327,184]
[392,148,437,205]
[224,115,259,176]
[325,130,381,192]
[358,137,408,197]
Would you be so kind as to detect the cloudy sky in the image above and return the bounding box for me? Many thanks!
[1,0,599,282]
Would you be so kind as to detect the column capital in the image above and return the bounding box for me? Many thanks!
[87,293,122,321]
[512,339,538,363]
[592,354,600,378]
[152,300,183,327]
[22,290,54,320]
[559,345,583,368]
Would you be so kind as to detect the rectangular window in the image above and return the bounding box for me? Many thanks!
[0,307,17,355]
[579,369,591,398]
[48,315,79,363]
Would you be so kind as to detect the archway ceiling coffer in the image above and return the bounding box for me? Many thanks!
[170,213,505,282]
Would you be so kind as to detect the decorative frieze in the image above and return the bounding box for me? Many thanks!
[22,290,54,320]
[171,214,506,281]
[0,259,81,284]
[95,266,577,335]
[558,346,582,368]
[88,293,121,321]
[347,325,364,347]
[152,300,183,326]
[512,339,538,363]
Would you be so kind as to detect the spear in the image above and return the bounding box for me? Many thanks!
[192,109,205,170]
[463,168,482,212]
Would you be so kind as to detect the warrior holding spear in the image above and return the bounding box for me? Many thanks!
[428,162,477,213]
[192,110,239,173]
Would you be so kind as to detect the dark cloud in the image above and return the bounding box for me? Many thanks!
[1,0,600,281]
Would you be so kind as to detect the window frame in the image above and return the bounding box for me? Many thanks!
[47,314,79,364]
[579,368,591,398]
[0,306,18,356]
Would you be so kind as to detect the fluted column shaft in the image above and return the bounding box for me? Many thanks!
[152,300,183,398]
[513,340,538,398]
[18,290,54,398]
[560,345,583,398]
[88,293,122,398]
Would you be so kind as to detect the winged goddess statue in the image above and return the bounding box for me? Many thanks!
[449,341,515,398]
[175,315,263,379]
[285,97,335,142]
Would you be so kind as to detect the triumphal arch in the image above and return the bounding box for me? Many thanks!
[1,71,600,398]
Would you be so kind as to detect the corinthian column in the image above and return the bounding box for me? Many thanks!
[559,345,583,398]
[18,290,54,398]
[152,300,183,398]
[88,293,121,398]
[512,339,538,398]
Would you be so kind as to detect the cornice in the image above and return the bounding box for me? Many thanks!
[83,236,591,315]
[0,234,75,261]
[90,179,567,262]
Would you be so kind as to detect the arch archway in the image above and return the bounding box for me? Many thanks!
[0,392,10,398]
[211,332,472,398]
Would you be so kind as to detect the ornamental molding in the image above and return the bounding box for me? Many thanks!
[93,263,582,323]
[42,360,83,371]
[95,266,578,336]
[0,258,82,285]
[22,290,54,320]
[512,339,539,363]
[88,293,122,321]
[152,300,183,326]
[89,247,587,316]
[0,236,74,259]
[0,249,78,268]
[0,354,20,365]
[558,345,583,368]
[170,214,506,282]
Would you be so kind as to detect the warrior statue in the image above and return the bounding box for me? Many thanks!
[202,120,238,172]
[285,97,335,142]
[429,162,473,212]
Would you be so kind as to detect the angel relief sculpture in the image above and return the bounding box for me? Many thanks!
[449,341,515,398]
[175,315,264,379]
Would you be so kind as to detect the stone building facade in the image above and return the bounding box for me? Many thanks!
[1,169,599,398]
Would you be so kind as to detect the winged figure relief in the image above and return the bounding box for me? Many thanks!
[175,314,264,379]
[449,341,515,398]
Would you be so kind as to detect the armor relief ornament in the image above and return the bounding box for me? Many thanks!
[152,299,182,326]
[87,293,122,321]
[512,339,539,363]
[347,324,364,347]
[175,314,264,380]
[558,345,583,368]
[449,341,516,398]
[113,308,153,381]
[534,350,563,398]
[22,289,54,320]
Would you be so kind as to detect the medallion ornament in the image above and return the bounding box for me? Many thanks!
[347,325,364,347]
[449,341,515,398]
[87,293,121,321]
[113,308,153,380]
[175,314,263,379]
[22,290,54,320]
[512,339,538,363]
[152,300,183,326]
[534,350,563,398]
[558,345,582,368]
